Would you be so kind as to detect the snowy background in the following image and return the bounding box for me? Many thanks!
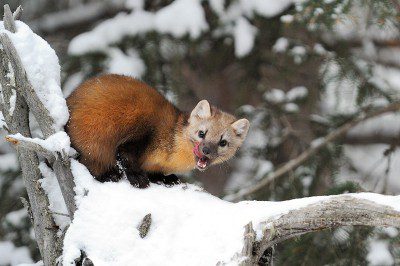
[0,0,400,265]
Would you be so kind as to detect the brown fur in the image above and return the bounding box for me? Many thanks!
[67,74,250,184]
[67,74,193,177]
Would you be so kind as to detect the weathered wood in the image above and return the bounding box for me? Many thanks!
[5,135,56,162]
[245,195,400,264]
[138,213,152,238]
[239,222,256,266]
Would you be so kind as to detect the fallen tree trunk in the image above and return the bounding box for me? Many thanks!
[238,195,400,265]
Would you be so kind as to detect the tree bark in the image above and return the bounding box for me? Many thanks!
[237,195,400,265]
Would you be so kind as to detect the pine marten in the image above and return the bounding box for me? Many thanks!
[66,74,250,188]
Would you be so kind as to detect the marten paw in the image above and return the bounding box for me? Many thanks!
[148,173,182,187]
[127,172,150,189]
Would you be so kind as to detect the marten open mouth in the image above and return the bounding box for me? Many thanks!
[193,142,210,171]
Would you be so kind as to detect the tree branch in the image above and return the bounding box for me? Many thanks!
[29,1,127,34]
[239,195,400,265]
[5,135,56,162]
[227,102,400,201]
[0,8,76,217]
[0,5,61,265]
[343,132,400,145]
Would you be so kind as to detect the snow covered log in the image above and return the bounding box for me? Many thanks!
[62,166,400,265]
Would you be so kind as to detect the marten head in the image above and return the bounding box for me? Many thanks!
[186,100,250,171]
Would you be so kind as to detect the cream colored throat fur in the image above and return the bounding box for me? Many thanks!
[140,131,195,175]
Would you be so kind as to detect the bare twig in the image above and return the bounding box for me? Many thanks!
[227,102,400,201]
[13,5,22,20]
[5,135,56,162]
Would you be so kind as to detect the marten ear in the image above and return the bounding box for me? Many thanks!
[231,119,250,139]
[190,100,211,119]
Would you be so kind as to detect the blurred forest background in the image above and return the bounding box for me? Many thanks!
[0,0,400,265]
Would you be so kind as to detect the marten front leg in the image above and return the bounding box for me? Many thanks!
[148,173,182,187]
[116,149,150,189]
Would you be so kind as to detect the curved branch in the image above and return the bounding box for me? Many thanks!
[227,102,400,201]
[240,195,400,265]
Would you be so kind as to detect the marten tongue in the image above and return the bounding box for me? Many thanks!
[193,142,203,158]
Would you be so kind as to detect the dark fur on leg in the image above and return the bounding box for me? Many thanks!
[148,173,181,187]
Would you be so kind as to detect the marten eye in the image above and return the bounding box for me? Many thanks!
[219,140,228,147]
[198,130,206,139]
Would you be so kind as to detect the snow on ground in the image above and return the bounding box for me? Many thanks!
[0,241,33,266]
[62,159,400,265]
[0,21,69,131]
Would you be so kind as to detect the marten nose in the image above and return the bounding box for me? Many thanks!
[202,146,211,155]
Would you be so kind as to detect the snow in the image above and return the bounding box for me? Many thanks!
[0,153,18,171]
[63,160,400,265]
[239,0,293,18]
[280,14,294,23]
[286,86,308,101]
[263,88,286,103]
[367,240,394,266]
[69,0,208,55]
[63,72,84,98]
[273,37,289,53]
[0,241,33,266]
[5,208,27,227]
[284,102,299,112]
[69,11,155,54]
[154,0,208,39]
[9,88,16,116]
[9,131,71,155]
[107,48,146,77]
[69,0,296,58]
[0,21,69,131]
[39,163,70,233]
[233,17,257,57]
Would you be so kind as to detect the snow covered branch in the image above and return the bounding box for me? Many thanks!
[241,195,400,265]
[0,4,76,264]
[227,101,400,201]
[0,5,62,265]
[0,5,76,217]
[29,0,127,34]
